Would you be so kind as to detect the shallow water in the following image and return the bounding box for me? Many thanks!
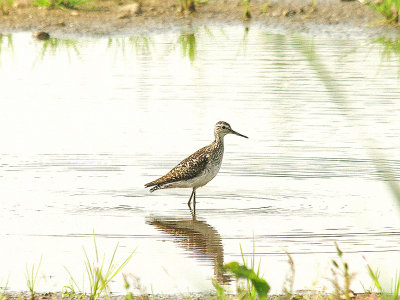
[1,26,400,295]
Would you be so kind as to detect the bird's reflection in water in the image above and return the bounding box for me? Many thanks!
[146,213,230,284]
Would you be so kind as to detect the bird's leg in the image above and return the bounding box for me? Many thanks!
[192,189,197,217]
[191,189,197,214]
[187,188,195,207]
[189,206,195,218]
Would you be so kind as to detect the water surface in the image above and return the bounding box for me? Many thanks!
[1,26,400,294]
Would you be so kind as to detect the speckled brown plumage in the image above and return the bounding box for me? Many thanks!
[144,144,213,191]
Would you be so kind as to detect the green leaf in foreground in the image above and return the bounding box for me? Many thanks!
[224,261,270,299]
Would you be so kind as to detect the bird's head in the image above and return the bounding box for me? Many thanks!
[214,121,248,139]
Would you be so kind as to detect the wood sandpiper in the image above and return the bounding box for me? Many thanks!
[144,121,248,208]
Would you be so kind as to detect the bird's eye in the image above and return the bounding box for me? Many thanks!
[222,126,226,129]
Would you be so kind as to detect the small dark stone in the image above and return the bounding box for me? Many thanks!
[283,9,296,17]
[34,31,50,40]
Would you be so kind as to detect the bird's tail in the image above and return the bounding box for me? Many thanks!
[149,185,161,193]
[145,180,161,193]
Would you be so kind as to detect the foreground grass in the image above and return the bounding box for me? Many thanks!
[62,236,135,300]
[0,0,13,15]
[0,293,385,300]
[179,0,196,13]
[25,257,42,299]
[361,0,400,23]
[0,240,399,300]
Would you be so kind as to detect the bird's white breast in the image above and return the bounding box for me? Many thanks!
[192,160,222,188]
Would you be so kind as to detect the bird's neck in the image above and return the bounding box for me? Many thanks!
[214,134,224,147]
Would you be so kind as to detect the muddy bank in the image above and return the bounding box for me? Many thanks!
[2,292,382,300]
[0,0,399,36]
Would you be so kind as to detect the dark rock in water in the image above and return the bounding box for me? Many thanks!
[34,31,50,40]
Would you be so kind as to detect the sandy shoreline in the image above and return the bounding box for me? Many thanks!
[0,0,399,37]
[2,291,381,300]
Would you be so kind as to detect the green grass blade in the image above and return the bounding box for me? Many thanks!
[212,279,226,300]
[224,262,270,299]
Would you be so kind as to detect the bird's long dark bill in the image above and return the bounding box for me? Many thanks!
[231,129,248,139]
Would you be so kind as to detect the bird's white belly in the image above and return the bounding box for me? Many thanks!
[193,163,221,188]
[168,162,221,189]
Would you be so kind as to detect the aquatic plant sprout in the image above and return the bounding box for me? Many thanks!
[0,277,9,300]
[243,0,251,19]
[0,0,13,15]
[25,256,43,299]
[364,256,400,299]
[64,235,135,300]
[33,0,92,9]
[360,0,400,23]
[179,0,195,12]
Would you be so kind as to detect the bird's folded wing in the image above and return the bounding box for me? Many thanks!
[145,146,210,187]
